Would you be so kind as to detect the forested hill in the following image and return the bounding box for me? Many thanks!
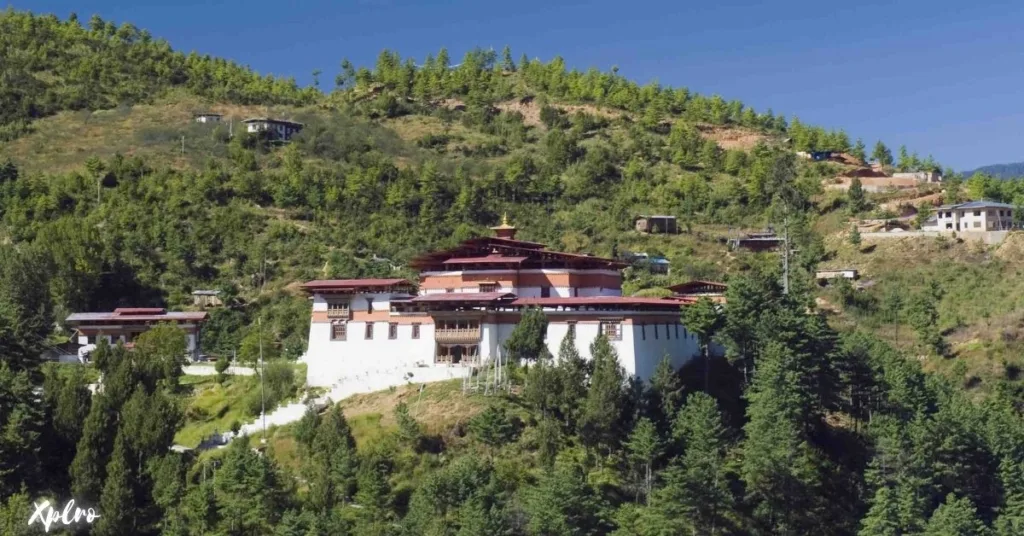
[0,9,317,140]
[6,10,1024,536]
[962,161,1024,180]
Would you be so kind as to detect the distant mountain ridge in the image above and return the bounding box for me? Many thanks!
[961,161,1024,179]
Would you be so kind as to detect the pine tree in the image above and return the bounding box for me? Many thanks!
[71,393,115,502]
[647,356,683,424]
[649,392,733,534]
[0,363,45,498]
[850,224,862,247]
[852,138,867,163]
[924,493,991,536]
[625,417,661,503]
[873,141,893,166]
[995,459,1024,535]
[741,342,828,534]
[525,461,610,535]
[504,307,549,364]
[858,486,903,536]
[683,297,724,391]
[579,335,625,454]
[393,401,422,447]
[469,406,517,455]
[848,176,866,213]
[501,45,515,72]
[554,330,589,432]
[94,431,136,535]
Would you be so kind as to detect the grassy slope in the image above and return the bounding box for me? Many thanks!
[820,218,1024,393]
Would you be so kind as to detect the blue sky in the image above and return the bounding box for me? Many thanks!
[18,0,1024,170]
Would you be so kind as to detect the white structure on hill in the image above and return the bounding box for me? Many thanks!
[300,218,720,388]
[933,201,1015,231]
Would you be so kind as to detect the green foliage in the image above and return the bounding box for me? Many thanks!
[504,307,549,362]
[470,406,518,451]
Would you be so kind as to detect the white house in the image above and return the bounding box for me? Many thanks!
[242,118,303,141]
[194,113,223,123]
[65,308,208,362]
[934,201,1015,232]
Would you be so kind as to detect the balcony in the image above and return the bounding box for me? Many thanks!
[326,306,350,319]
[434,327,481,344]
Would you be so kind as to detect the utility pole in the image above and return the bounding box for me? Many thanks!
[782,216,790,295]
[258,316,266,445]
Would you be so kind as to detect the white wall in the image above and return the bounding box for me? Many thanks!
[303,321,436,387]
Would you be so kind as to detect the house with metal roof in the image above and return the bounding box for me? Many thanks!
[242,117,304,141]
[933,200,1016,232]
[65,308,208,362]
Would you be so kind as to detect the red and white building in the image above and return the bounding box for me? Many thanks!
[65,307,208,362]
[301,219,722,387]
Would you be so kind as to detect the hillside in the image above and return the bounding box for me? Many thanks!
[962,161,1024,179]
[4,9,1024,536]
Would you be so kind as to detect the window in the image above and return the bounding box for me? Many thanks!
[331,323,347,341]
[479,283,498,293]
[541,286,551,298]
[655,324,659,339]
[412,323,421,339]
[365,323,374,340]
[974,221,981,228]
[567,321,576,338]
[445,288,454,293]
[675,324,680,339]
[602,322,622,341]
[366,298,374,312]
[666,323,672,339]
[327,301,350,319]
[641,323,646,340]
[975,210,981,216]
[389,323,398,339]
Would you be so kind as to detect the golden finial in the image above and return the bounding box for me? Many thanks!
[501,212,509,226]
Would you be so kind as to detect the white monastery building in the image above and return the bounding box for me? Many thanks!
[301,218,722,388]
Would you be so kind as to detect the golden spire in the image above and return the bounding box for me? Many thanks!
[490,212,518,238]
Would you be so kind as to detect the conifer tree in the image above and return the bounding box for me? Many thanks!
[852,138,867,163]
[470,405,517,454]
[554,330,589,431]
[925,494,991,536]
[850,224,862,247]
[71,393,115,501]
[647,356,683,425]
[683,297,724,391]
[95,431,136,535]
[873,141,893,166]
[579,335,626,453]
[625,417,661,503]
[848,176,866,213]
[504,307,549,364]
[526,461,610,535]
[858,486,903,536]
[501,45,515,72]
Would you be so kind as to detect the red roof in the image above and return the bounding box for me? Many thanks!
[114,307,166,315]
[301,279,413,292]
[512,296,687,308]
[410,292,517,303]
[442,255,528,265]
[666,280,728,294]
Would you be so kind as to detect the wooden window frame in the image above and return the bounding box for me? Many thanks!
[365,323,374,340]
[567,321,576,338]
[327,301,351,319]
[412,323,421,339]
[601,320,622,341]
[479,283,498,293]
[641,323,646,340]
[331,323,347,341]
[389,323,398,340]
